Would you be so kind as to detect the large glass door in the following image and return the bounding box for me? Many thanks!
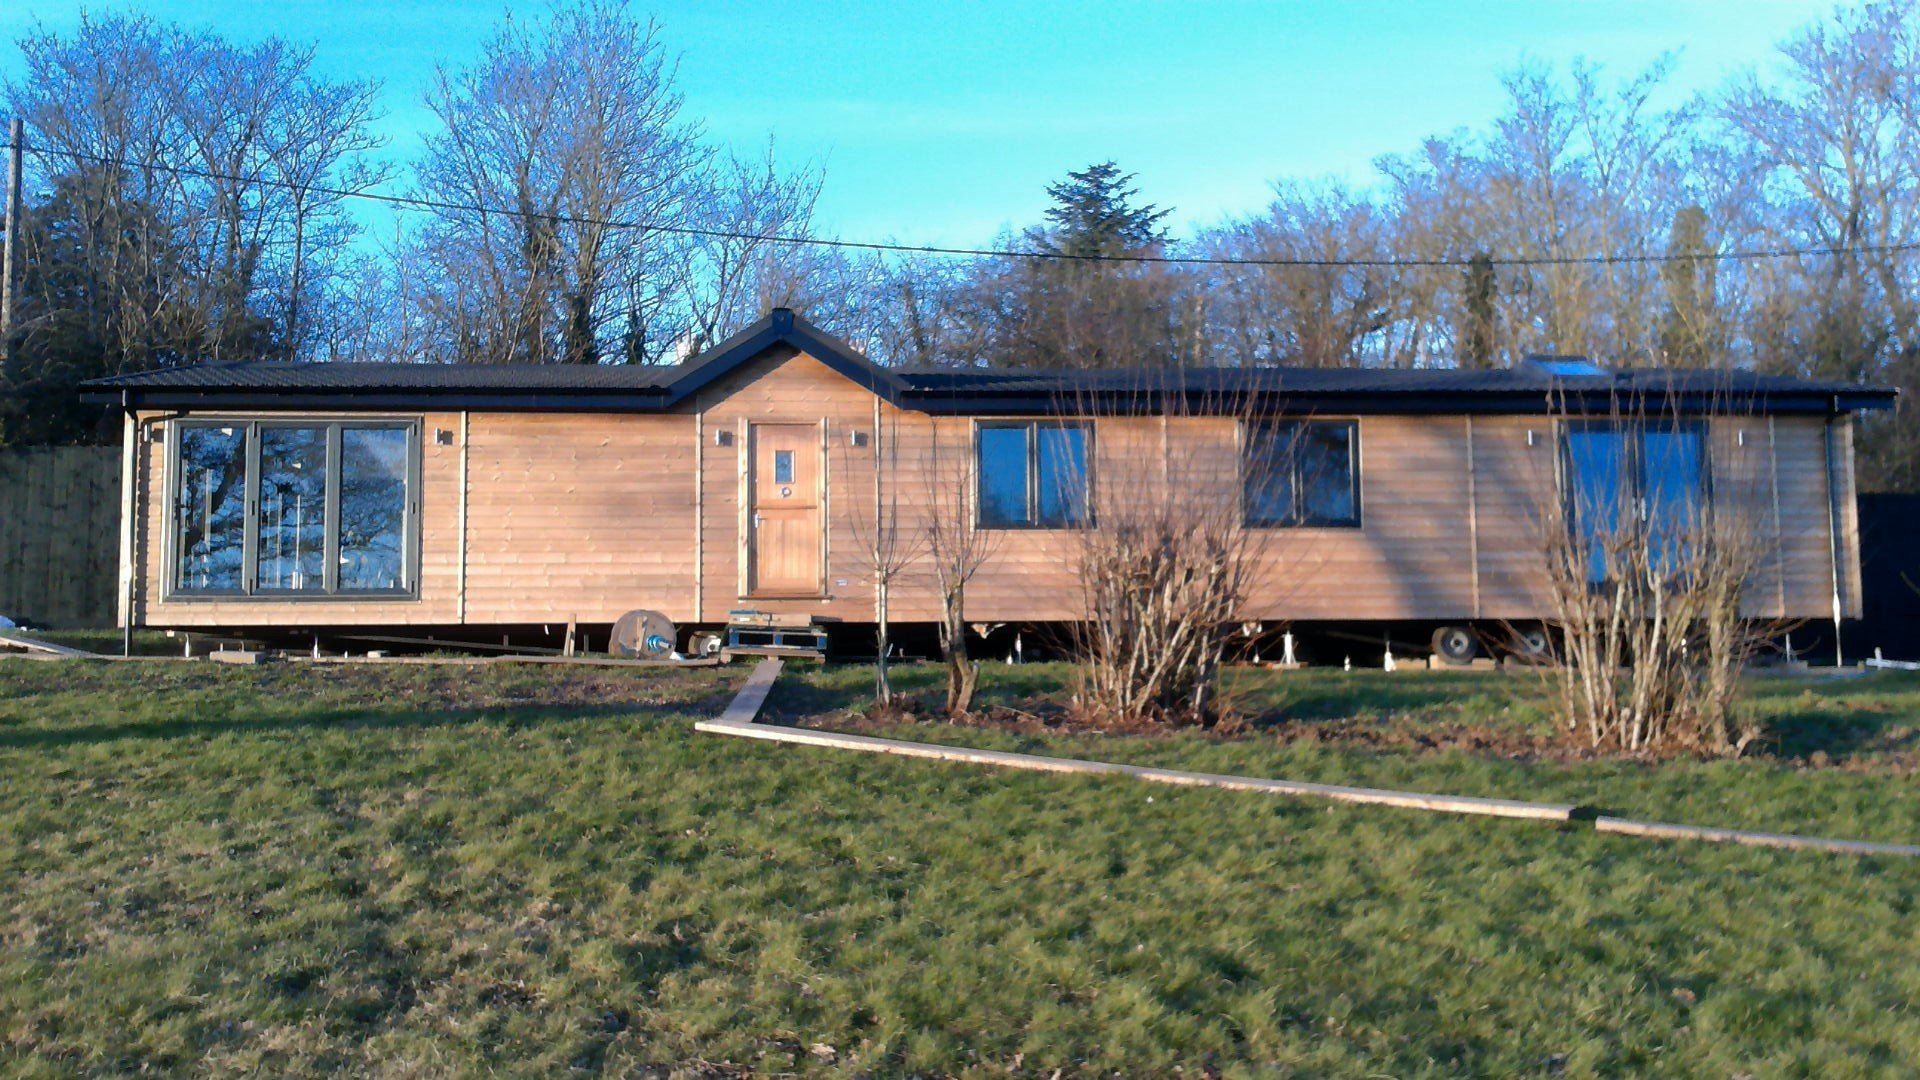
[1563,421,1707,582]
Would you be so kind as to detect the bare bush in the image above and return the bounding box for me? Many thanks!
[1068,393,1282,728]
[1534,388,1788,754]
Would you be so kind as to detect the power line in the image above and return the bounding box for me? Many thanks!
[11,136,1920,270]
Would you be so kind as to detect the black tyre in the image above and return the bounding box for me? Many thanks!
[1508,624,1552,660]
[1431,625,1478,663]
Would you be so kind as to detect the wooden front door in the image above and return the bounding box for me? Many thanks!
[747,423,823,596]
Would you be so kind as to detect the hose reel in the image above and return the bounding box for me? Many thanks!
[610,609,676,659]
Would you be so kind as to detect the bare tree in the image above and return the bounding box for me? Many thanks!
[1200,181,1397,368]
[922,420,1002,715]
[408,0,705,365]
[306,240,444,365]
[664,142,826,353]
[262,74,391,360]
[1715,0,1920,489]
[7,14,386,358]
[1364,58,1691,369]
[3,13,385,443]
[9,14,202,376]
[859,253,995,369]
[841,407,926,709]
[1656,204,1722,367]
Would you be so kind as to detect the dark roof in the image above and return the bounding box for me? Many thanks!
[84,310,899,411]
[87,360,680,392]
[84,308,1896,416]
[895,360,1890,409]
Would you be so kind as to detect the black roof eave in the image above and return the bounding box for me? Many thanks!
[901,387,1895,416]
[91,385,1894,416]
[86,387,673,411]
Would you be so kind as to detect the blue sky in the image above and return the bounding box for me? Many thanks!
[0,0,1837,246]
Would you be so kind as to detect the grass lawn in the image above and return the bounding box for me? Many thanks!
[782,662,1920,842]
[4,657,1920,1075]
[2,629,185,657]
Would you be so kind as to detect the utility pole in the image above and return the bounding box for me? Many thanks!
[1,119,22,378]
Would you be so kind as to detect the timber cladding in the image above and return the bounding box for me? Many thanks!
[125,349,1865,631]
[461,412,696,625]
[0,446,122,628]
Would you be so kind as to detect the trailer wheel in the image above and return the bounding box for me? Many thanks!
[1508,624,1552,661]
[1431,625,1478,664]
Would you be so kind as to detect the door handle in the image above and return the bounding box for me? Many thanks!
[752,512,762,528]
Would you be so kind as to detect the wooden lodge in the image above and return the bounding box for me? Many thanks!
[86,309,1894,659]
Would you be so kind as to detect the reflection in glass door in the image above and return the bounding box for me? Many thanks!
[174,425,248,592]
[257,426,329,591]
[338,427,410,590]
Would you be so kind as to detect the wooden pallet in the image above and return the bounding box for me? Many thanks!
[721,645,826,662]
[725,621,828,658]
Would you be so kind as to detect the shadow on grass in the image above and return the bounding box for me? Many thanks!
[1229,675,1534,726]
[1741,673,1920,765]
[774,664,1553,738]
[1766,709,1920,763]
[0,698,722,752]
[766,663,1059,721]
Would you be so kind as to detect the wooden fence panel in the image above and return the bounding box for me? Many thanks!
[0,446,123,628]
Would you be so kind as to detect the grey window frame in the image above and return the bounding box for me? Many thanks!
[974,419,1094,530]
[164,417,423,601]
[1241,419,1362,528]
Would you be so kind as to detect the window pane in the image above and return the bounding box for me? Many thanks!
[174,425,247,592]
[338,427,409,591]
[1243,422,1297,525]
[256,426,329,591]
[977,425,1030,527]
[1035,425,1088,526]
[773,450,795,485]
[1565,426,1630,584]
[1643,426,1705,572]
[1297,423,1356,525]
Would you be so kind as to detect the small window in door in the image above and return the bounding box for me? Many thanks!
[773,450,795,485]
